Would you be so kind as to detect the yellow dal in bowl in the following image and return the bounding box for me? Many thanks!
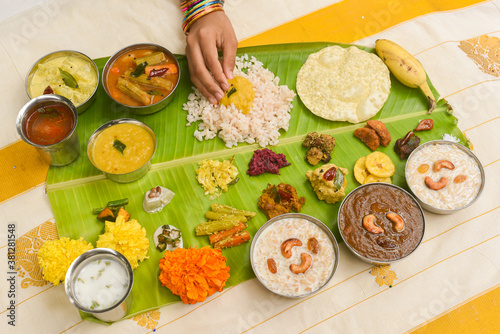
[92,123,155,174]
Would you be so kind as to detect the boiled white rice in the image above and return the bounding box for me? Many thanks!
[183,55,295,148]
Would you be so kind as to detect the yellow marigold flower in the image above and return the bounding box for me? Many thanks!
[96,215,149,270]
[37,237,94,286]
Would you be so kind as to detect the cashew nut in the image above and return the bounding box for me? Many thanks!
[289,253,312,274]
[386,212,405,232]
[433,160,455,172]
[425,176,448,190]
[281,238,302,259]
[307,237,320,254]
[362,214,384,234]
[267,258,277,274]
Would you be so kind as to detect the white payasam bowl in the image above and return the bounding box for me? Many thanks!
[250,213,339,298]
[405,140,485,214]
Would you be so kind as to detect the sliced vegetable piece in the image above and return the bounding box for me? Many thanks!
[205,211,247,223]
[117,207,130,222]
[134,52,167,66]
[214,231,251,249]
[116,77,152,105]
[210,204,257,218]
[195,219,241,236]
[97,207,115,222]
[106,198,129,208]
[209,223,247,245]
[124,70,174,90]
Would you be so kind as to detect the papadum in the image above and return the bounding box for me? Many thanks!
[296,46,391,123]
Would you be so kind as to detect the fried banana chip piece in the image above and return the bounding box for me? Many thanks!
[354,128,380,151]
[366,120,391,147]
[363,174,392,184]
[354,156,370,184]
[365,151,395,178]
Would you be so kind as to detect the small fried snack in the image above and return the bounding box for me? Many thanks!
[354,128,380,151]
[363,174,392,184]
[366,120,391,146]
[354,156,370,184]
[364,151,395,178]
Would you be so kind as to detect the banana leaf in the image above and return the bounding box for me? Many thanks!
[46,42,466,321]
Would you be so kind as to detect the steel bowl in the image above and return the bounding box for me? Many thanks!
[405,140,485,214]
[250,213,339,298]
[65,248,134,322]
[87,118,156,183]
[16,94,80,166]
[338,183,426,265]
[25,50,99,114]
[102,43,180,115]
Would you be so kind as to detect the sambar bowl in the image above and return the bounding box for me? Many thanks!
[25,50,99,114]
[87,118,156,183]
[102,43,180,115]
[65,248,134,322]
[250,213,339,298]
[338,183,425,265]
[405,140,485,214]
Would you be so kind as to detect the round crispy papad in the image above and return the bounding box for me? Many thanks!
[297,46,391,123]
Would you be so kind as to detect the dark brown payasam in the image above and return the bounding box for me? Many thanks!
[339,184,424,262]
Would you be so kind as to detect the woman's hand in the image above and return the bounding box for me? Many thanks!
[185,11,237,105]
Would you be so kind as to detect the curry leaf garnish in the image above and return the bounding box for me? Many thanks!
[333,169,344,190]
[271,185,281,203]
[113,139,126,154]
[226,87,237,98]
[131,62,148,77]
[228,177,239,185]
[58,68,79,89]
[37,106,61,118]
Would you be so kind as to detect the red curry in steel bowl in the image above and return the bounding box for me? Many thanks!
[24,102,75,146]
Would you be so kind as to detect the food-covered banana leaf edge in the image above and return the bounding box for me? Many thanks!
[46,42,466,321]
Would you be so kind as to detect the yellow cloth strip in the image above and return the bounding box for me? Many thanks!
[409,285,500,333]
[0,140,49,203]
[239,0,490,46]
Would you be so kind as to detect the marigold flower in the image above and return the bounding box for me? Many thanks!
[158,247,230,304]
[37,237,94,285]
[96,215,149,269]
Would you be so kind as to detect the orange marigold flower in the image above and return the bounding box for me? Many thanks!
[158,247,230,304]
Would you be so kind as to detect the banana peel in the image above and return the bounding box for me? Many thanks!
[375,39,436,114]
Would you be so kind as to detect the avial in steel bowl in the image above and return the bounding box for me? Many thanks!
[26,50,99,114]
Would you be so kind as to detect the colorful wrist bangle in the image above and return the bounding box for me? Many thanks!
[181,0,224,34]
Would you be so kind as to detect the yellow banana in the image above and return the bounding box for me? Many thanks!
[375,39,436,114]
